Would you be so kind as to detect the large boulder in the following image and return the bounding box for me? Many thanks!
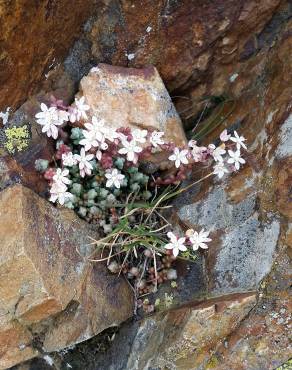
[0,184,133,369]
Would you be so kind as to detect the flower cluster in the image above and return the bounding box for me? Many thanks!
[167,129,246,180]
[35,96,248,260]
[165,229,212,257]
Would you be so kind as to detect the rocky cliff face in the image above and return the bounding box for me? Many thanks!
[0,0,291,369]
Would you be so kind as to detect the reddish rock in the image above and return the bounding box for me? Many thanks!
[87,0,282,114]
[0,0,95,110]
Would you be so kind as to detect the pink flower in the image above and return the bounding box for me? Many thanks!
[50,181,73,205]
[220,129,231,142]
[188,140,207,162]
[44,168,56,181]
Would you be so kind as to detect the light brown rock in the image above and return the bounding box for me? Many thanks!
[104,293,257,370]
[0,320,38,370]
[77,63,187,147]
[0,184,133,368]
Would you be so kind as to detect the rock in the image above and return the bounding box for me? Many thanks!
[63,0,285,116]
[77,63,186,148]
[1,1,291,369]
[0,0,95,110]
[62,293,256,370]
[178,188,280,294]
[0,78,75,196]
[0,322,38,370]
[139,293,256,370]
[208,244,292,370]
[0,184,133,369]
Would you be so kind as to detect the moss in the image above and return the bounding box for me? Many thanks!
[4,125,30,154]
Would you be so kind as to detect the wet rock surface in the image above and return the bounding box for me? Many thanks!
[0,185,133,369]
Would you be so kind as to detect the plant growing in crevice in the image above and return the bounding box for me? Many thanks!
[34,82,248,307]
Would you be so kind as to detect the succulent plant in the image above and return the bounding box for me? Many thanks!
[35,159,49,173]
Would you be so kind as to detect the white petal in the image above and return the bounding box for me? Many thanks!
[172,247,179,257]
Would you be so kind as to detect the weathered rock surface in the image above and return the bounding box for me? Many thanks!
[1,0,290,120]
[2,1,292,369]
[0,0,95,110]
[209,246,291,370]
[39,5,292,369]
[0,184,133,369]
[77,63,186,147]
[65,0,288,116]
[116,293,257,370]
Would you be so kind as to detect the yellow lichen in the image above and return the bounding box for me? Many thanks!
[4,125,30,154]
[205,355,219,369]
[276,359,292,370]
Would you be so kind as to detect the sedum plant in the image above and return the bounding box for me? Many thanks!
[35,86,248,300]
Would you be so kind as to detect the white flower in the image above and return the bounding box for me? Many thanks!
[53,168,71,186]
[62,152,77,167]
[118,139,142,162]
[79,129,99,151]
[187,229,212,251]
[220,129,231,142]
[150,131,165,147]
[96,150,102,161]
[49,182,73,206]
[100,140,108,150]
[35,103,61,139]
[105,168,125,189]
[69,107,78,123]
[164,232,187,258]
[227,149,246,170]
[103,127,119,142]
[75,96,90,121]
[84,116,105,143]
[208,143,216,153]
[132,129,148,144]
[0,107,10,125]
[230,131,247,150]
[213,162,229,179]
[212,145,226,162]
[35,103,57,125]
[57,109,69,123]
[74,148,94,177]
[188,140,207,162]
[168,148,189,168]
